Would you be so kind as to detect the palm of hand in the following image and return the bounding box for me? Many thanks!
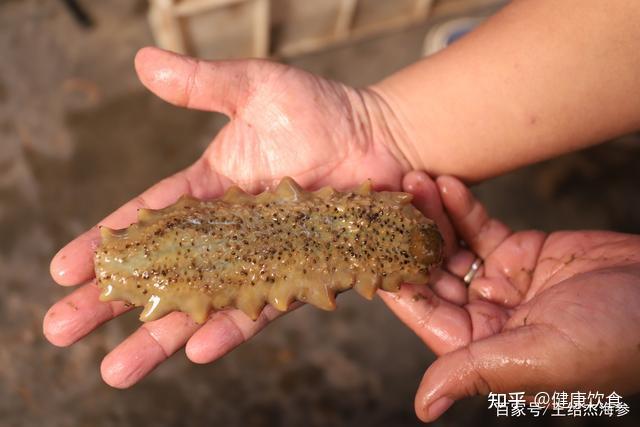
[43,48,407,388]
[476,230,640,386]
[200,62,404,191]
[383,172,640,422]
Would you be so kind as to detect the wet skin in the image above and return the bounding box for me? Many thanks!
[382,171,640,422]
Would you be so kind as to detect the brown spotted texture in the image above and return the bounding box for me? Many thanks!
[94,178,443,323]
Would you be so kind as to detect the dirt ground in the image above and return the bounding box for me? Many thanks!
[1,1,639,426]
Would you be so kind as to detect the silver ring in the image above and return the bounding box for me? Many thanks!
[463,257,483,285]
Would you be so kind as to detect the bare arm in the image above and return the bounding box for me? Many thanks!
[372,0,640,181]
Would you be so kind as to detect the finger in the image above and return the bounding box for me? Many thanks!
[185,304,295,364]
[437,176,511,259]
[101,311,201,388]
[135,46,265,116]
[465,300,510,341]
[468,276,521,307]
[402,171,457,257]
[50,170,200,286]
[468,231,545,307]
[414,324,576,422]
[445,249,483,278]
[43,282,131,347]
[378,284,471,355]
[429,269,468,306]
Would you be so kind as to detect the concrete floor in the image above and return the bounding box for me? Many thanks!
[1,1,639,426]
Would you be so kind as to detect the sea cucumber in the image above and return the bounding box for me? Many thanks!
[94,177,443,323]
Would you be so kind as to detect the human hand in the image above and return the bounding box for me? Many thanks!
[43,47,411,388]
[380,171,640,422]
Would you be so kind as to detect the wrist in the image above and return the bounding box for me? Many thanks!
[348,84,420,174]
[366,82,427,173]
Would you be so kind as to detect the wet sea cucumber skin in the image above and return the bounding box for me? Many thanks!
[94,178,443,323]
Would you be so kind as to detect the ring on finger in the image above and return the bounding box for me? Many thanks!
[463,257,483,285]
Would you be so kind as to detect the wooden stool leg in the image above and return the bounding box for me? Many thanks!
[252,0,270,57]
[148,0,188,54]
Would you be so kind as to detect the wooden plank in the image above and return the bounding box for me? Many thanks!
[147,0,442,59]
[334,0,358,37]
[413,0,435,19]
[172,0,249,17]
[431,0,503,17]
[148,0,188,53]
[252,0,270,57]
[277,8,433,58]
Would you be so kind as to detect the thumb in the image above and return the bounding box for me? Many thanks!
[134,46,260,116]
[415,324,578,422]
[402,170,457,258]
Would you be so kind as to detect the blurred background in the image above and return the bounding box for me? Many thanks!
[1,0,639,426]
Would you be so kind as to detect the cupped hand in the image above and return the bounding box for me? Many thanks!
[381,171,640,422]
[43,47,410,387]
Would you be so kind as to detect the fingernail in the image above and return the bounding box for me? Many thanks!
[427,397,453,420]
[413,171,428,183]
